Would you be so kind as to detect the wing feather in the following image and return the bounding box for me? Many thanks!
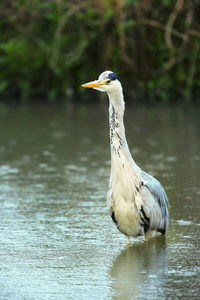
[140,171,169,233]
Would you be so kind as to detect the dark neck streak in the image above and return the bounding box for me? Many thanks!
[108,91,128,158]
[108,89,142,193]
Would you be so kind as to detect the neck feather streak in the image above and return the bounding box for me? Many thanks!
[108,90,128,158]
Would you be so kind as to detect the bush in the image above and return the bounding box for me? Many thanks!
[0,0,200,104]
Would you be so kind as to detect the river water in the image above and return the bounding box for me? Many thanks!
[0,103,199,299]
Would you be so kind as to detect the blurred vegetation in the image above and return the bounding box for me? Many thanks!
[1,0,200,104]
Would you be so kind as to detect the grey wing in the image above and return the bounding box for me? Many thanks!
[140,171,169,234]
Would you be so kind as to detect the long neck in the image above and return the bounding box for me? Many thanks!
[107,88,141,194]
[108,89,130,159]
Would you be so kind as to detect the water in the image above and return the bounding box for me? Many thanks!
[0,103,199,299]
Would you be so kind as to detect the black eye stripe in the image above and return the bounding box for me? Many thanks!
[108,72,119,81]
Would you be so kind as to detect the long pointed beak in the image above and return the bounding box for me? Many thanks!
[81,79,106,88]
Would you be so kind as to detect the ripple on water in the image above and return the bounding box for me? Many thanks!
[0,165,19,175]
[176,220,193,226]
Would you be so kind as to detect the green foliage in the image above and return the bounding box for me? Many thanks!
[0,0,200,104]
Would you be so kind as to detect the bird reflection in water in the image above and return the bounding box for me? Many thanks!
[109,236,168,299]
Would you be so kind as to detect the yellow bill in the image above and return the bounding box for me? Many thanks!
[82,80,106,88]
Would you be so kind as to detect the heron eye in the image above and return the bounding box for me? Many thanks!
[107,80,111,84]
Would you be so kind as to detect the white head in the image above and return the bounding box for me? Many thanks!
[82,71,122,95]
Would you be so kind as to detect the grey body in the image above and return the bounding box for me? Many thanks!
[82,71,169,241]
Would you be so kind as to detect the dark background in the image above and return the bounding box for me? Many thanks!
[1,0,200,105]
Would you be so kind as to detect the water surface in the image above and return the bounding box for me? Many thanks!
[0,103,199,299]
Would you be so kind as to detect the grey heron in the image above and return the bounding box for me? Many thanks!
[82,71,169,245]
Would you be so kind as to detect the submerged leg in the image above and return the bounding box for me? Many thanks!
[126,235,130,246]
[145,234,148,243]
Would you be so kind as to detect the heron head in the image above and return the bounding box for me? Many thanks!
[82,71,121,93]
